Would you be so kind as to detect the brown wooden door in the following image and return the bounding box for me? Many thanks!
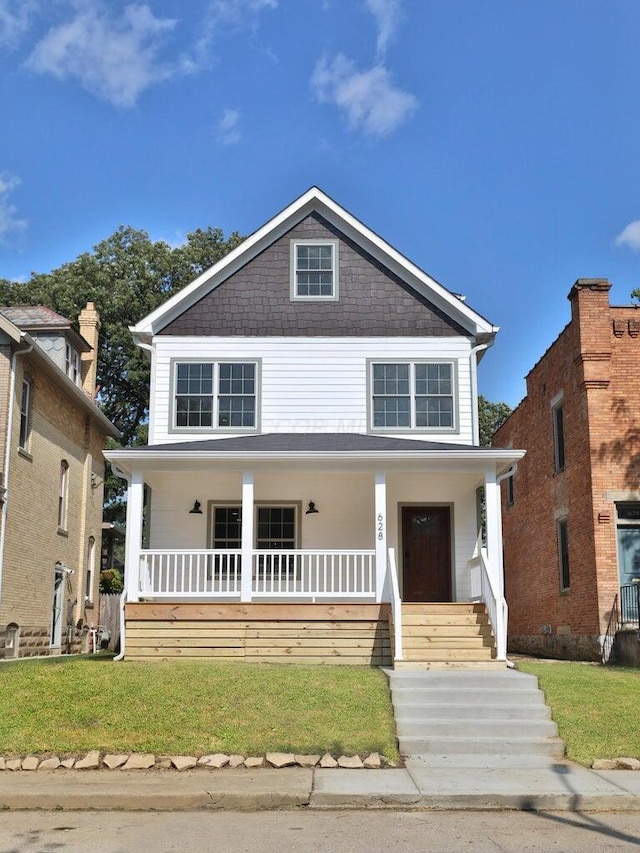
[401,506,452,602]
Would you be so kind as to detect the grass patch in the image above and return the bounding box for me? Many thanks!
[0,656,398,759]
[517,660,640,765]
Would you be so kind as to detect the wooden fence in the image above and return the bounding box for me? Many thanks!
[98,593,121,653]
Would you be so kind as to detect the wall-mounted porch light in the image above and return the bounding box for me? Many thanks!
[189,500,203,515]
[305,501,319,515]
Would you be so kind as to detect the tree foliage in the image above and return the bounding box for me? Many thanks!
[0,225,243,519]
[478,395,512,446]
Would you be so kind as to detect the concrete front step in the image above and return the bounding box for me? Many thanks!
[388,670,539,689]
[394,660,506,671]
[397,734,566,758]
[394,703,551,721]
[388,668,566,760]
[396,718,559,739]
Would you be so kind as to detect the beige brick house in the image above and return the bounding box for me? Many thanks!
[493,279,640,661]
[0,304,120,658]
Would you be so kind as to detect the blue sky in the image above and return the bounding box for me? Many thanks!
[1,0,640,408]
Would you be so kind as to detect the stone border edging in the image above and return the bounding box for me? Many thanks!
[0,750,396,772]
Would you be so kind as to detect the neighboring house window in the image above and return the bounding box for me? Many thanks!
[58,460,69,531]
[291,240,338,300]
[371,362,455,430]
[19,377,32,450]
[557,517,570,591]
[552,402,565,471]
[85,536,96,602]
[174,362,257,430]
[65,343,81,385]
[506,474,515,507]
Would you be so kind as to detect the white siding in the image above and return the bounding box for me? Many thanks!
[150,336,475,445]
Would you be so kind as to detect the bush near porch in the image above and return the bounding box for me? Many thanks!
[518,661,640,765]
[0,656,398,759]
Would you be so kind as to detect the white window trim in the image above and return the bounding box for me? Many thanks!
[65,342,81,386]
[57,459,69,533]
[19,376,32,451]
[208,502,301,549]
[290,239,339,301]
[170,359,261,434]
[367,359,459,434]
[85,536,96,603]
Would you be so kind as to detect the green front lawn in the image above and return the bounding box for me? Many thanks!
[0,656,398,759]
[517,661,640,765]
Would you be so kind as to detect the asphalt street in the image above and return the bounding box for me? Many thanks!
[0,810,639,853]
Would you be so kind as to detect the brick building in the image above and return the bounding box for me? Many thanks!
[493,279,640,660]
[0,304,120,658]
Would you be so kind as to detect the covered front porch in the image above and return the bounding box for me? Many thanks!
[106,435,523,667]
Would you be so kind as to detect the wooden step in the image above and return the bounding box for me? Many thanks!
[402,648,496,662]
[402,603,486,615]
[402,636,494,649]
[402,614,489,627]
[394,660,506,671]
[402,624,493,638]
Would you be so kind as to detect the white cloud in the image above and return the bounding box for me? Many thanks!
[206,0,278,28]
[217,108,241,145]
[312,54,417,137]
[0,0,38,48]
[615,221,640,251]
[364,0,401,59]
[0,173,27,241]
[25,2,184,108]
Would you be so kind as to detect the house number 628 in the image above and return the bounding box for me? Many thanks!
[377,513,384,540]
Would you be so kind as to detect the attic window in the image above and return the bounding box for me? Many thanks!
[291,240,339,300]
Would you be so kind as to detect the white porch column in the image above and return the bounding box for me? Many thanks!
[484,470,504,599]
[374,471,387,603]
[124,471,144,603]
[240,471,254,603]
[484,468,506,658]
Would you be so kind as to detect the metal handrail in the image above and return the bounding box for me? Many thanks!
[602,593,620,665]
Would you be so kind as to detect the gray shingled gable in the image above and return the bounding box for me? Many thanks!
[160,212,469,338]
[135,433,492,454]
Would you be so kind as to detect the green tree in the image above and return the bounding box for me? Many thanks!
[0,225,243,520]
[478,395,512,446]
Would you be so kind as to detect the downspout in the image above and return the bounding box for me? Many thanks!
[109,463,130,663]
[0,336,33,611]
[469,343,488,445]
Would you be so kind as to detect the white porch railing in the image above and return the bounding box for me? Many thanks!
[140,550,242,597]
[469,538,507,660]
[139,549,376,600]
[386,547,402,660]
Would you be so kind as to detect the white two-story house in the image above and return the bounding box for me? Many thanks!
[106,188,523,668]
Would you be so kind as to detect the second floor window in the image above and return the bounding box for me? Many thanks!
[174,362,257,429]
[65,343,81,385]
[19,377,32,450]
[371,362,455,430]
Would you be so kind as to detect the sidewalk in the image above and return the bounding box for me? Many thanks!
[1,761,640,811]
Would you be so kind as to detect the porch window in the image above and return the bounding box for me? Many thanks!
[256,506,297,550]
[173,361,257,430]
[371,362,455,430]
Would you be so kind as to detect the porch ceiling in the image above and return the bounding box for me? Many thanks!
[105,432,524,477]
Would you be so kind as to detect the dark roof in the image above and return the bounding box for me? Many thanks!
[0,306,71,329]
[135,433,494,454]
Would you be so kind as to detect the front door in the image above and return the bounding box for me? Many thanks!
[401,505,452,602]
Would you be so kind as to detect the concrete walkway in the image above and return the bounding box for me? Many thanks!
[1,763,640,811]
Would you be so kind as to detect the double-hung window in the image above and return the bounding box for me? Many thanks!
[291,240,338,300]
[19,377,32,450]
[65,343,81,385]
[371,362,455,430]
[174,361,258,430]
